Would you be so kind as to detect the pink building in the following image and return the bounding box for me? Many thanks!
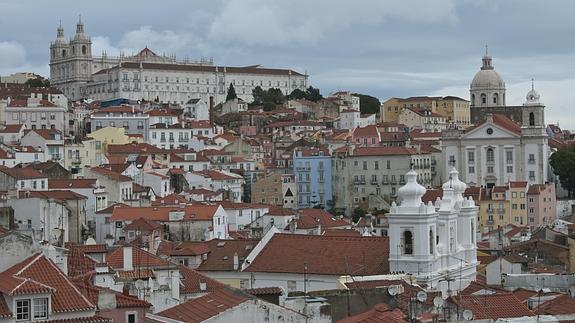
[527,183,556,227]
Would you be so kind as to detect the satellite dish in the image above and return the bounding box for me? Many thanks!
[462,310,473,321]
[416,291,428,303]
[433,296,444,308]
[85,237,96,245]
[388,286,398,296]
[135,279,145,289]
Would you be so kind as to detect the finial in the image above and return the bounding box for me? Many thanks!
[485,44,488,56]
[59,19,62,28]
[79,14,82,24]
[531,78,534,91]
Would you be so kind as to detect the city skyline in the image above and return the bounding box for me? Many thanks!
[1,0,574,129]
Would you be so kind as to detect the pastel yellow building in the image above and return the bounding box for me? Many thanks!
[381,96,470,128]
[509,181,528,226]
[478,186,510,233]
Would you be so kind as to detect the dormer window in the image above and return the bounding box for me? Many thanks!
[16,297,48,321]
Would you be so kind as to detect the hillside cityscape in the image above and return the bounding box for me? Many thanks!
[0,7,575,323]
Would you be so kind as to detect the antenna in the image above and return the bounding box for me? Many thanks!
[485,44,488,56]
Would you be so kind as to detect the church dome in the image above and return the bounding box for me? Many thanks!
[398,169,426,207]
[442,167,467,203]
[470,55,505,90]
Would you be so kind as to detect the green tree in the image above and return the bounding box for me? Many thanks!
[305,86,323,102]
[267,88,285,105]
[550,146,575,198]
[353,93,381,115]
[352,207,366,223]
[226,83,237,101]
[289,88,306,100]
[252,86,265,105]
[25,77,50,87]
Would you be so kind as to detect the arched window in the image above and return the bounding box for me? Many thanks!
[486,148,494,163]
[529,112,535,126]
[82,45,87,55]
[72,46,75,55]
[493,93,499,104]
[62,49,67,58]
[403,231,413,255]
[481,93,486,104]
[429,229,434,254]
[471,94,475,105]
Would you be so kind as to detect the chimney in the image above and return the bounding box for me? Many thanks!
[233,252,239,270]
[97,289,117,310]
[123,246,133,271]
[199,281,207,291]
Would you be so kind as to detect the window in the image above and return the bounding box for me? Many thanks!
[16,299,30,320]
[386,160,391,169]
[287,280,297,292]
[507,166,513,173]
[449,155,455,166]
[363,161,367,170]
[506,151,513,164]
[529,112,535,126]
[512,192,517,198]
[487,166,494,173]
[429,229,434,254]
[33,298,47,319]
[468,166,475,174]
[529,171,535,180]
[481,93,486,104]
[374,161,379,170]
[403,231,413,255]
[468,151,474,163]
[486,148,494,163]
[127,313,136,323]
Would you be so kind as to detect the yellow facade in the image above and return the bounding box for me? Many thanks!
[435,97,471,128]
[381,96,470,128]
[478,190,510,233]
[509,185,528,226]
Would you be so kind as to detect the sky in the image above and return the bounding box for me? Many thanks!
[1,0,574,129]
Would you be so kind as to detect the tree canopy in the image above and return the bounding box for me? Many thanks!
[251,86,286,111]
[353,93,381,115]
[226,83,237,101]
[24,77,50,87]
[550,145,575,198]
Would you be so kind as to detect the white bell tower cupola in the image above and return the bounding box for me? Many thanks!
[387,169,439,286]
[521,79,546,135]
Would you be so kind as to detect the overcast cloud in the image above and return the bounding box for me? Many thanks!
[0,0,574,129]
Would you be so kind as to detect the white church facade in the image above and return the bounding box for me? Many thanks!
[387,167,478,292]
[49,19,308,104]
[441,51,549,187]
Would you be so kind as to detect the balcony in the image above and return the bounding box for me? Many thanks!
[382,178,389,184]
[370,179,378,185]
[71,157,82,165]
[497,208,506,213]
[486,219,495,225]
[487,208,494,214]
[390,179,397,185]
[296,166,311,171]
[399,179,406,185]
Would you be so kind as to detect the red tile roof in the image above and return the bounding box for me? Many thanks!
[0,254,96,313]
[245,234,389,275]
[49,178,98,189]
[452,293,534,320]
[106,143,166,155]
[197,239,260,272]
[179,265,226,295]
[124,217,162,231]
[509,181,528,188]
[352,146,418,157]
[95,203,130,214]
[294,208,350,229]
[75,284,151,309]
[157,288,248,322]
[25,190,87,201]
[337,303,408,323]
[106,246,174,270]
[90,166,132,182]
[245,287,283,296]
[111,205,221,222]
[537,294,575,315]
[195,169,242,181]
[152,193,188,206]
[157,240,210,257]
[0,165,45,179]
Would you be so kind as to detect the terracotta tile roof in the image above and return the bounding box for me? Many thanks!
[90,166,133,182]
[197,239,260,272]
[460,280,507,296]
[266,207,297,216]
[195,169,242,181]
[25,128,63,140]
[537,294,575,315]
[66,243,107,277]
[124,217,162,231]
[156,288,248,322]
[0,165,45,179]
[132,182,147,193]
[35,316,112,323]
[158,240,210,256]
[245,234,389,275]
[512,288,538,302]
[245,287,283,296]
[0,296,10,318]
[322,229,362,237]
[93,105,142,114]
[111,205,221,222]
[75,284,151,309]
[120,61,305,77]
[106,143,166,155]
[25,190,87,201]
[492,186,507,193]
[179,265,226,295]
[0,253,96,313]
[0,124,25,133]
[509,181,528,188]
[336,303,408,323]
[95,202,130,214]
[49,178,98,189]
[217,201,270,210]
[452,293,534,320]
[352,146,418,157]
[116,269,155,279]
[352,125,379,138]
[294,208,350,229]
[152,193,188,206]
[106,246,174,270]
